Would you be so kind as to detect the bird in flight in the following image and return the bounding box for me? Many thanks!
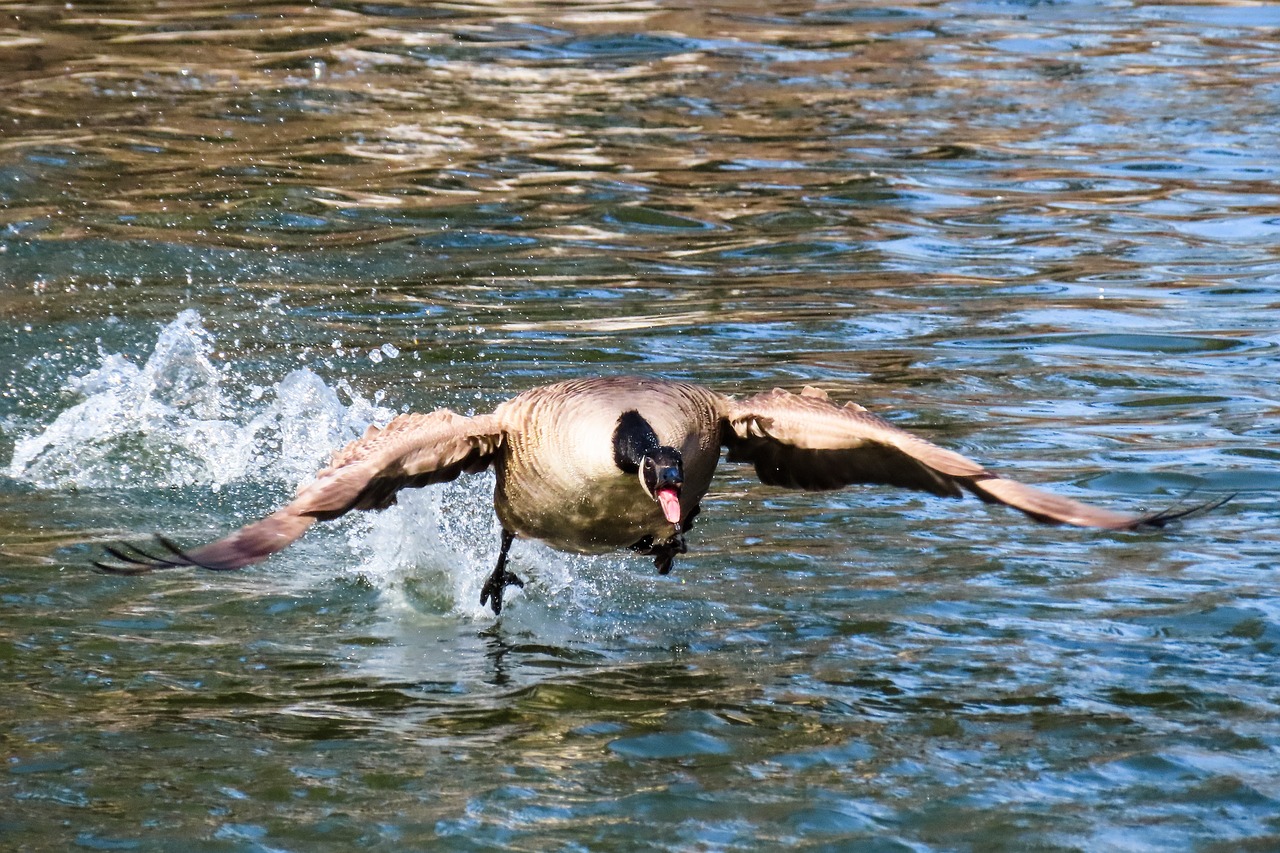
[95,376,1224,614]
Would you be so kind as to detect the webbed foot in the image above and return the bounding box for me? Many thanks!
[480,528,522,615]
[480,567,525,615]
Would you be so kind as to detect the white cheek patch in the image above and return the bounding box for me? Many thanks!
[638,467,655,498]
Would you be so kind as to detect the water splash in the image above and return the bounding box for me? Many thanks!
[242,369,392,489]
[355,482,604,623]
[9,310,240,489]
[349,476,669,632]
[6,311,663,627]
[6,310,393,492]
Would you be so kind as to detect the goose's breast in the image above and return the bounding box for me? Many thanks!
[494,413,666,552]
[496,457,664,553]
[490,380,723,552]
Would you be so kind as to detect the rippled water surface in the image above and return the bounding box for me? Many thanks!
[3,1,1279,850]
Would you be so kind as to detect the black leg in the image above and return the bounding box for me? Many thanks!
[657,503,699,574]
[652,534,687,575]
[480,528,524,615]
[629,504,700,576]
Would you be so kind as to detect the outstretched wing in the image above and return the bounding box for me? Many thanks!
[95,409,506,574]
[723,386,1222,530]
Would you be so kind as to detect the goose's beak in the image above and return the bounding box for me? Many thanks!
[657,487,682,524]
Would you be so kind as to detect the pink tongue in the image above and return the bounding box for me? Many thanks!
[657,488,682,524]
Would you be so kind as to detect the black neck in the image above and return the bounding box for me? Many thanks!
[613,410,660,473]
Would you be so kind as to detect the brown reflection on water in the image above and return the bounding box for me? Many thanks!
[2,6,1280,852]
[1,1,1276,433]
[2,1,1269,263]
[0,14,1271,424]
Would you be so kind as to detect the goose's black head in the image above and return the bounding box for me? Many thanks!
[613,410,684,525]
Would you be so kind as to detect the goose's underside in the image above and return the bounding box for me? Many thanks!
[94,378,1227,613]
[489,378,723,553]
[494,474,678,554]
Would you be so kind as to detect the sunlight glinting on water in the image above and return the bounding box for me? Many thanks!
[2,1,1279,850]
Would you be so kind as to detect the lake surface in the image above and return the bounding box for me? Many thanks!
[2,1,1279,850]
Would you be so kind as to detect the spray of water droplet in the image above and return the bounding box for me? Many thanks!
[8,312,681,635]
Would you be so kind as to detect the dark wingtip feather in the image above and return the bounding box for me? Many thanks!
[153,533,241,571]
[92,556,153,576]
[93,540,181,574]
[92,535,214,575]
[116,540,190,567]
[1131,492,1234,530]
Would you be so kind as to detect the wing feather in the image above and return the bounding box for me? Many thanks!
[94,409,506,574]
[723,387,1215,530]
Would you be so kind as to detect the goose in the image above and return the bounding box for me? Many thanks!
[94,376,1223,613]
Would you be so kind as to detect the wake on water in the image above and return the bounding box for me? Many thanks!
[5,311,630,625]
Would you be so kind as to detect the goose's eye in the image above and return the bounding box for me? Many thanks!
[637,458,655,497]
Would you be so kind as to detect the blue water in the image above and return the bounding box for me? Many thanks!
[2,2,1278,850]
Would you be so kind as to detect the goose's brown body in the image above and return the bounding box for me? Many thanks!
[492,377,722,552]
[96,375,1222,613]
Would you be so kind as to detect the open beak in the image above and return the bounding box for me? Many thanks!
[656,487,682,524]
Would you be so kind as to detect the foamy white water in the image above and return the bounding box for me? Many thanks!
[8,310,396,493]
[7,311,647,624]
